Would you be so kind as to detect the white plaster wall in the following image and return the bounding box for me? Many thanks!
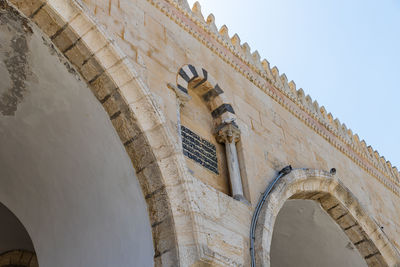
[270,200,367,267]
[0,9,154,267]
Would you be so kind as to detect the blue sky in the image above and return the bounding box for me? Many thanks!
[187,0,400,168]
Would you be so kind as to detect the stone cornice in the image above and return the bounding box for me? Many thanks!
[146,0,400,196]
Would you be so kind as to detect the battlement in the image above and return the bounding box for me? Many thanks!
[147,0,400,193]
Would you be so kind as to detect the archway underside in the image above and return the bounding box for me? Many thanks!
[2,0,181,265]
[290,191,386,266]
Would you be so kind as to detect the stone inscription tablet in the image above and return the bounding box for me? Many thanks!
[181,125,219,174]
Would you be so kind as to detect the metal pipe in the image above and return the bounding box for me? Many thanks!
[250,165,292,267]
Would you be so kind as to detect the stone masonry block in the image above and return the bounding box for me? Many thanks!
[129,97,165,132]
[32,4,65,37]
[145,124,176,161]
[327,204,348,220]
[355,239,378,258]
[319,194,339,210]
[110,109,141,144]
[365,254,386,266]
[52,26,78,52]
[344,224,365,244]
[102,91,122,117]
[64,39,92,67]
[146,189,171,224]
[68,13,93,37]
[106,58,136,88]
[119,78,149,104]
[47,0,79,22]
[125,133,156,171]
[336,213,357,229]
[81,27,108,54]
[80,56,104,82]
[136,161,164,197]
[89,72,117,101]
[94,43,121,70]
[8,0,45,17]
[151,216,177,256]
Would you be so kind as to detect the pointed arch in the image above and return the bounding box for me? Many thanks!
[177,64,238,131]
[255,169,400,267]
[3,0,197,265]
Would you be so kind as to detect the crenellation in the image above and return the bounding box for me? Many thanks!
[239,42,250,63]
[191,1,204,21]
[296,88,305,106]
[156,0,400,184]
[305,95,313,112]
[279,73,291,96]
[206,13,218,33]
[261,59,274,81]
[393,167,400,181]
[219,25,230,43]
[271,66,283,89]
[333,118,341,133]
[231,33,241,50]
[312,100,321,118]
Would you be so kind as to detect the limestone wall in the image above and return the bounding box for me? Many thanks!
[4,0,399,266]
[78,0,400,256]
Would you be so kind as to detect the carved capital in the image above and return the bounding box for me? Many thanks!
[216,122,241,144]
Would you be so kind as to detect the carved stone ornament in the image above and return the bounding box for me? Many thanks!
[216,122,241,144]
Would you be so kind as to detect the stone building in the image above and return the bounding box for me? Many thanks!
[0,0,399,266]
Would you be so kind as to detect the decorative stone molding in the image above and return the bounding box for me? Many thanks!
[176,64,237,129]
[216,121,241,144]
[146,0,400,198]
[255,168,400,267]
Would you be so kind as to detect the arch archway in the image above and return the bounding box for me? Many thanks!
[177,64,238,131]
[255,169,400,267]
[0,202,38,267]
[1,0,196,265]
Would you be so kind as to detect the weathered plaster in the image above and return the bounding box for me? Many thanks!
[0,3,32,115]
[0,6,154,266]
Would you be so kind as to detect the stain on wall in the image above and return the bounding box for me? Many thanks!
[0,2,154,266]
[0,1,32,116]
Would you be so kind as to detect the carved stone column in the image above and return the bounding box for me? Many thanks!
[216,122,245,201]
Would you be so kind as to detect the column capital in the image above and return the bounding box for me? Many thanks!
[216,121,241,144]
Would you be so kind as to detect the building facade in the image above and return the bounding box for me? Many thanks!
[0,0,399,266]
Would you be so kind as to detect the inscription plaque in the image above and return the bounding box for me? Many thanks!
[181,125,219,174]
